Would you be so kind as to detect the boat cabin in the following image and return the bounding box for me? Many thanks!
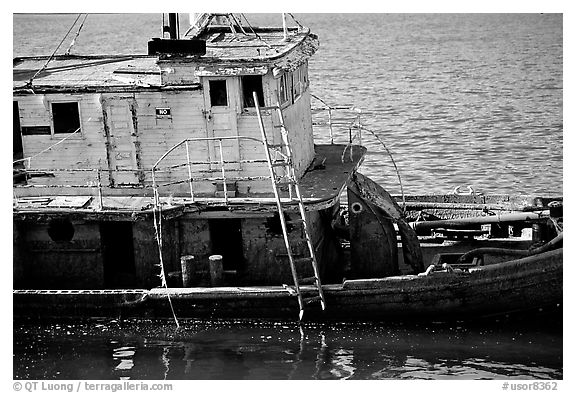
[13,14,366,291]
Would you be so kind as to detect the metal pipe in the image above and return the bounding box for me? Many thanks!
[410,211,549,235]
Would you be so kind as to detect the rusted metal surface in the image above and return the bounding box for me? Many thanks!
[410,211,550,235]
[346,186,399,279]
[13,248,562,321]
[351,172,425,274]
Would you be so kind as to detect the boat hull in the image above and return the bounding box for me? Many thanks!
[13,248,562,322]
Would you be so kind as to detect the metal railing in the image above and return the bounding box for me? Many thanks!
[151,135,281,205]
[310,94,363,145]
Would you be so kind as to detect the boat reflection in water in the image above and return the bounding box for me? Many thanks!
[14,317,562,380]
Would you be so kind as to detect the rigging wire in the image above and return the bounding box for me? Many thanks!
[64,14,88,55]
[239,14,277,52]
[229,13,248,35]
[26,13,83,87]
[359,125,407,214]
[287,13,304,29]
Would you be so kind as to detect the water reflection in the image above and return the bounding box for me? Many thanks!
[14,318,562,380]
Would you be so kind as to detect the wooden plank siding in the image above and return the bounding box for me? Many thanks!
[279,90,315,178]
[16,93,110,193]
[15,70,316,198]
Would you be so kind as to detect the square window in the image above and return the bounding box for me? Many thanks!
[52,102,81,134]
[209,80,228,107]
[241,75,264,108]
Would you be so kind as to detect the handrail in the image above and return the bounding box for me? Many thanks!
[310,94,362,145]
[152,135,267,170]
[151,135,278,204]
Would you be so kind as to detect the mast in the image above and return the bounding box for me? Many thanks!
[282,13,288,40]
[168,13,179,39]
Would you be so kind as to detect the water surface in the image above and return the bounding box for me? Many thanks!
[12,13,563,195]
[14,318,562,380]
[12,13,564,380]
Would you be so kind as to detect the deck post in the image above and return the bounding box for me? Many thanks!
[209,255,223,286]
[180,255,195,287]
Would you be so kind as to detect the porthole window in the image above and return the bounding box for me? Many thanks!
[47,218,75,242]
[351,202,364,214]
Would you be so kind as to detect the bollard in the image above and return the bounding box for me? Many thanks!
[532,223,547,244]
[180,255,195,287]
[209,255,223,287]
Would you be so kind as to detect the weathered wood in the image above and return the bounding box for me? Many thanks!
[180,255,195,287]
[209,255,224,287]
[351,172,424,273]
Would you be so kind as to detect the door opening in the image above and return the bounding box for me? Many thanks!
[100,222,136,288]
[208,218,243,272]
[13,101,23,161]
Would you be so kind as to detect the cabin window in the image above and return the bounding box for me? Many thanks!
[51,102,81,134]
[301,62,309,90]
[241,75,264,108]
[292,70,301,101]
[209,80,228,106]
[279,73,292,105]
[21,126,51,136]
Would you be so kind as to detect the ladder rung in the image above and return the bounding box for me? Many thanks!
[271,161,289,167]
[267,144,285,149]
[273,125,283,128]
[304,296,323,305]
[299,276,318,285]
[276,178,296,185]
[288,218,305,225]
[293,257,314,264]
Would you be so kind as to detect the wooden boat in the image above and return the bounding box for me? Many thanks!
[12,13,562,322]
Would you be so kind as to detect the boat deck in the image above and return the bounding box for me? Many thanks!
[13,144,366,220]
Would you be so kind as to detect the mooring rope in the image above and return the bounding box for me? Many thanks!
[152,189,180,328]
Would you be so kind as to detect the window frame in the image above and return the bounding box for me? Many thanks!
[240,75,265,110]
[45,97,84,139]
[50,101,82,136]
[279,72,294,106]
[208,79,229,107]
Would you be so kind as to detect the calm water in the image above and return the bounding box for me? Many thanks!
[14,318,562,380]
[12,14,563,380]
[13,13,563,195]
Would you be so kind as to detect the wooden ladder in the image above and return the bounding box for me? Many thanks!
[253,93,326,321]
